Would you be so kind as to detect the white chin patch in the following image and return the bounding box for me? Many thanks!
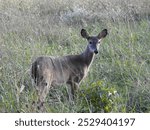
[99,39,102,42]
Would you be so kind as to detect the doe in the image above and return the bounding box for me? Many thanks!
[31,28,108,106]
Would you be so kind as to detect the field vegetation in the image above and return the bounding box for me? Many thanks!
[0,0,150,112]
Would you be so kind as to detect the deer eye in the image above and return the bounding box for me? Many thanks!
[89,41,92,44]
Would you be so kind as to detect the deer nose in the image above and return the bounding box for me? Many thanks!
[94,50,98,54]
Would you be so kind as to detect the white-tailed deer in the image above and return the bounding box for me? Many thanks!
[31,28,107,107]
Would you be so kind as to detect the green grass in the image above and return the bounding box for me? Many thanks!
[0,0,150,113]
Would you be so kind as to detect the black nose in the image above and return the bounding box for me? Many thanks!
[94,50,98,54]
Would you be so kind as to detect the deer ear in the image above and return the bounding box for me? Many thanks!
[97,29,108,39]
[81,29,89,39]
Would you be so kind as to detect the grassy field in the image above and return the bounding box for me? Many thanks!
[0,0,150,113]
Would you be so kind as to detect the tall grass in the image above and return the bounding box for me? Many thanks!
[0,0,150,112]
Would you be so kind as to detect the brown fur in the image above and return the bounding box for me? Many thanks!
[31,29,108,105]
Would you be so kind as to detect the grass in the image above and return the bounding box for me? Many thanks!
[0,0,150,113]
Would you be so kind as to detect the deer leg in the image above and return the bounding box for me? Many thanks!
[36,82,50,111]
[70,82,79,100]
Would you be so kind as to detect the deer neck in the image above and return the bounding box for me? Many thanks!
[81,46,95,68]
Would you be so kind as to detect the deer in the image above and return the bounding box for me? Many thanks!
[31,28,108,108]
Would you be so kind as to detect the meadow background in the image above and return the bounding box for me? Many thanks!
[0,0,150,113]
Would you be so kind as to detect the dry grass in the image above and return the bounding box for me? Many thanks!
[0,0,150,112]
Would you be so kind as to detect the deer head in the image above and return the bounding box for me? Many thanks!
[81,29,108,54]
